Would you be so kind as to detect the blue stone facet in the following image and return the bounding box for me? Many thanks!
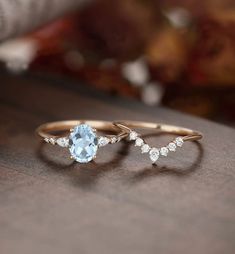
[69,124,98,163]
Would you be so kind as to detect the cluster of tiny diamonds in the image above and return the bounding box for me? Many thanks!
[98,135,121,147]
[98,136,110,147]
[44,137,69,147]
[44,137,56,145]
[129,131,184,163]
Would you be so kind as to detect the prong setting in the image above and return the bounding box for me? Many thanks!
[128,131,185,163]
[98,136,110,147]
[69,124,98,163]
[129,131,138,141]
[135,138,144,147]
[56,137,69,147]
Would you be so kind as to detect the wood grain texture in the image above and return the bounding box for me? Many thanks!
[0,72,235,254]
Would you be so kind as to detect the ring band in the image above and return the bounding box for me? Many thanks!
[36,119,202,165]
[36,120,128,163]
[114,121,202,163]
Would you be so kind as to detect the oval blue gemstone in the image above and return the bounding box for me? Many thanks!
[69,124,98,163]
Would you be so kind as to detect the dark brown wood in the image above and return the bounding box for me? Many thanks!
[0,72,235,254]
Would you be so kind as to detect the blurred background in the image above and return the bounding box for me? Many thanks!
[0,0,235,126]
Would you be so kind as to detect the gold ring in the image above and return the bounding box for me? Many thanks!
[114,120,203,163]
[36,120,128,163]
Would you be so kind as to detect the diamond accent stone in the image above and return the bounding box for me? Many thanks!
[175,137,184,147]
[116,137,121,142]
[56,137,69,147]
[160,147,168,156]
[149,148,159,163]
[98,136,110,147]
[44,137,49,143]
[110,137,117,144]
[69,124,98,163]
[129,131,138,140]
[168,142,176,152]
[135,138,144,146]
[49,138,55,145]
[141,144,150,153]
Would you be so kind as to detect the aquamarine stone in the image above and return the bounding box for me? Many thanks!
[69,124,98,163]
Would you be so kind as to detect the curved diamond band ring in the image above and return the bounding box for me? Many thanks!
[114,121,203,163]
[36,120,129,163]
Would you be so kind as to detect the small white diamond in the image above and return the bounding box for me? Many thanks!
[49,138,56,145]
[44,137,49,143]
[135,138,144,146]
[116,137,121,142]
[98,136,110,147]
[57,137,69,147]
[129,131,138,140]
[149,148,159,163]
[110,137,117,144]
[160,147,168,156]
[141,144,150,153]
[168,142,176,152]
[175,137,184,147]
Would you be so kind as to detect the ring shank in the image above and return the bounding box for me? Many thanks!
[114,121,202,141]
[36,120,202,143]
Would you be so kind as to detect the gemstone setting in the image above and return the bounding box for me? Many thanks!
[141,144,150,153]
[98,136,110,147]
[175,137,184,147]
[110,136,118,144]
[149,148,159,163]
[69,124,98,163]
[57,137,69,147]
[129,131,138,140]
[168,142,176,152]
[135,138,144,147]
[160,147,168,156]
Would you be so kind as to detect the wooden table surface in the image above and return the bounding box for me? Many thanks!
[0,72,235,254]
